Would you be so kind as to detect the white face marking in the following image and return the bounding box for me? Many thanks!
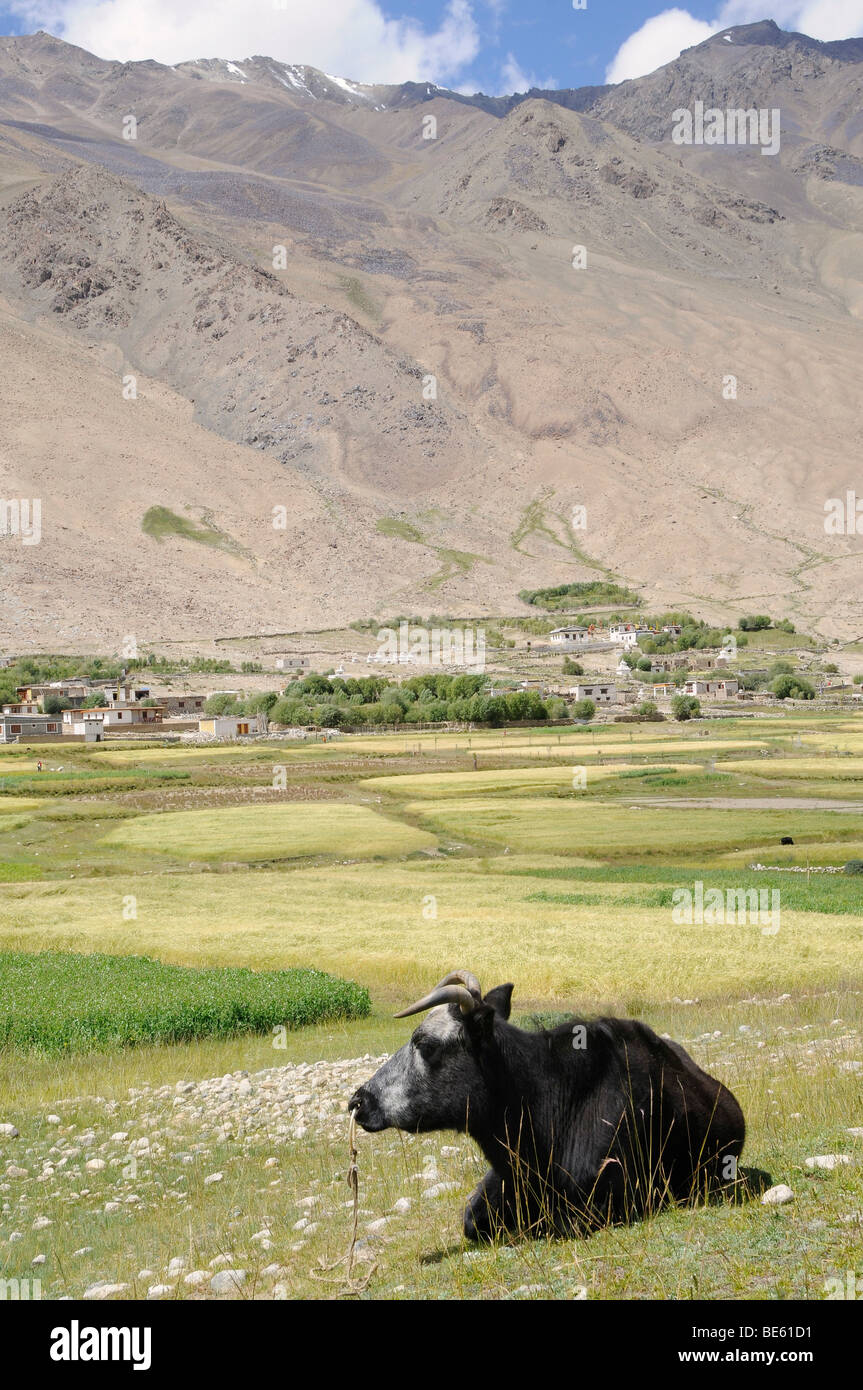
[419,1006,463,1043]
[370,1008,463,1124]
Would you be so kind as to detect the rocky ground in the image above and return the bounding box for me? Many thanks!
[0,1053,476,1299]
[2,1015,861,1299]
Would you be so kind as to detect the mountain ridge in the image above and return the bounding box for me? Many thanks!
[1,23,862,652]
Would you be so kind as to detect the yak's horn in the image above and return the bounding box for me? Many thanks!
[436,969,482,998]
[394,983,478,1019]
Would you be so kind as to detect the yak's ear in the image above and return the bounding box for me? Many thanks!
[483,983,514,1020]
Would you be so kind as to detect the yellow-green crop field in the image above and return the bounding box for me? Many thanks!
[1,710,862,1301]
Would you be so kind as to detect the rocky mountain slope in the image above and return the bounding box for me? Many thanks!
[0,24,862,650]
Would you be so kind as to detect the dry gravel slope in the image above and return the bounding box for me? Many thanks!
[0,26,862,648]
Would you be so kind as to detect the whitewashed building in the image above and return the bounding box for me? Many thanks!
[683,678,739,698]
[549,627,589,648]
[572,683,618,705]
[197,714,263,739]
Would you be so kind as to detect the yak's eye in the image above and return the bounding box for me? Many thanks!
[415,1035,443,1067]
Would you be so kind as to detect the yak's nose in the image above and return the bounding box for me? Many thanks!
[348,1084,383,1131]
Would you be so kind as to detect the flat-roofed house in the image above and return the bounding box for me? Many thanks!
[61,705,164,734]
[0,713,63,742]
[155,694,206,717]
[62,711,106,741]
[197,714,262,740]
[572,683,618,705]
[683,678,740,698]
[16,683,91,710]
[98,684,151,706]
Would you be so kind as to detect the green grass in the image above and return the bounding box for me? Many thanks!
[0,991,861,1300]
[101,802,437,863]
[407,797,863,860]
[338,274,379,319]
[519,580,642,609]
[2,711,862,1299]
[0,951,370,1053]
[141,506,244,556]
[375,517,425,544]
[2,858,860,1004]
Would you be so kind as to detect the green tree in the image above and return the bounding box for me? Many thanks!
[573,698,596,722]
[671,694,700,721]
[42,694,71,715]
[771,674,815,700]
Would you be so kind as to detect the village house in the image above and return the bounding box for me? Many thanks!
[62,711,106,741]
[0,713,63,742]
[650,654,691,672]
[15,682,91,709]
[98,683,151,706]
[572,683,618,705]
[2,701,40,715]
[611,626,653,650]
[61,705,164,734]
[155,694,206,717]
[683,678,740,698]
[197,714,263,739]
[649,682,680,698]
[549,626,590,648]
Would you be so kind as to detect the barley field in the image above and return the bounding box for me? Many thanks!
[1,713,861,1301]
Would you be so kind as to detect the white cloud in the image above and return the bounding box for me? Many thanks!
[605,2,863,85]
[498,50,557,94]
[720,0,863,41]
[604,9,719,84]
[7,0,481,84]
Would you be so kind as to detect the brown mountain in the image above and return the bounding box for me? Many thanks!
[0,24,862,652]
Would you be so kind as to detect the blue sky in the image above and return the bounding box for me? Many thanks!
[0,1,860,91]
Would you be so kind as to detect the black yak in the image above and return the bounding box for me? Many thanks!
[349,970,747,1239]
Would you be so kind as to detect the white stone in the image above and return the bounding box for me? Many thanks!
[183,1270,209,1286]
[167,1256,187,1277]
[210,1269,246,1294]
[83,1283,130,1300]
[147,1284,174,1298]
[32,1216,52,1230]
[0,1124,19,1138]
[805,1154,851,1171]
[204,1172,223,1185]
[762,1184,794,1205]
